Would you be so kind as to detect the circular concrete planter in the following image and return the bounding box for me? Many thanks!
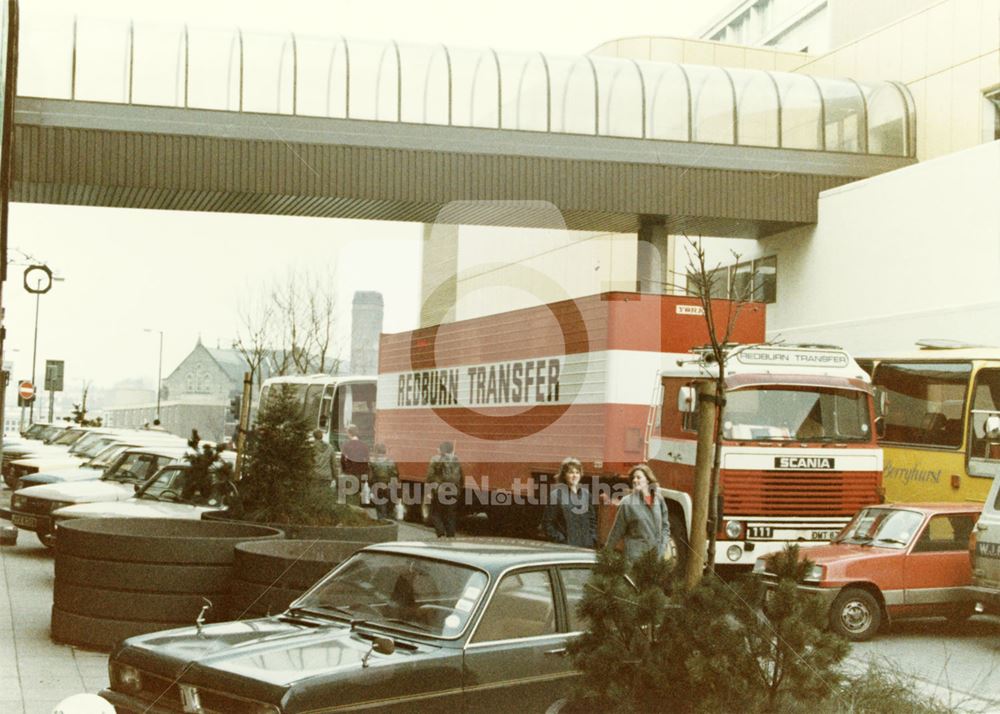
[51,518,283,651]
[201,510,399,543]
[227,540,367,619]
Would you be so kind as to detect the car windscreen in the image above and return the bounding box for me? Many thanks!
[835,507,924,548]
[50,429,83,446]
[293,552,488,639]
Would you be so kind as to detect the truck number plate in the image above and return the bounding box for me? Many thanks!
[11,514,36,529]
[811,530,839,541]
[747,526,773,539]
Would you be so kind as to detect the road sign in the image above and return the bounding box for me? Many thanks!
[44,360,64,392]
[18,380,34,401]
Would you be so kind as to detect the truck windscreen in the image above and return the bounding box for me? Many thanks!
[722,387,870,442]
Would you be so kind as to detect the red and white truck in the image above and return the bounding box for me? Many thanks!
[375,292,883,565]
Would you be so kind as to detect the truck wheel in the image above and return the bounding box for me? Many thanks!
[668,514,688,572]
[830,588,881,641]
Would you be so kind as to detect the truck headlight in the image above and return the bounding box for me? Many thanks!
[803,564,825,582]
[109,663,142,693]
[724,520,744,539]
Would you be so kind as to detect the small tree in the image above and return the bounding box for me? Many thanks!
[568,547,848,713]
[681,237,761,580]
[238,384,367,526]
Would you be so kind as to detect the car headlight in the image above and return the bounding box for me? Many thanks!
[47,500,76,513]
[803,564,825,582]
[724,520,744,539]
[752,558,768,574]
[109,662,142,694]
[11,495,26,509]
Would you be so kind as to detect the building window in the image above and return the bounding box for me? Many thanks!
[985,88,1000,142]
[686,255,777,304]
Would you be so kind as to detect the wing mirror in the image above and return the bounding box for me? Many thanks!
[985,414,1000,439]
[677,386,697,414]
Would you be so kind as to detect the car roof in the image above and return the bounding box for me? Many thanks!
[364,538,596,575]
[880,502,983,514]
[120,445,190,458]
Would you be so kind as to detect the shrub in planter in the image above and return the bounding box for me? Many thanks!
[238,384,372,528]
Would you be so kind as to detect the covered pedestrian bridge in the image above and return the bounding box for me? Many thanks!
[10,16,915,237]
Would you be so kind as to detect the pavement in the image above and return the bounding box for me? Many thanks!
[0,485,437,714]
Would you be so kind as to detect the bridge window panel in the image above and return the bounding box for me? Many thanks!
[872,361,971,448]
[549,56,597,135]
[686,65,735,145]
[642,62,689,141]
[594,57,643,138]
[340,37,388,121]
[449,48,500,129]
[497,51,549,132]
[398,42,451,126]
[773,72,822,150]
[816,77,865,153]
[859,81,907,157]
[968,369,1000,478]
[72,17,131,103]
[241,31,294,115]
[730,68,778,148]
[184,27,242,112]
[295,36,356,120]
[17,14,75,99]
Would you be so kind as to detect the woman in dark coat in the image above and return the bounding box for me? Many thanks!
[606,463,671,563]
[542,457,597,548]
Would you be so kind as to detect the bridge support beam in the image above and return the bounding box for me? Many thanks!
[637,221,676,295]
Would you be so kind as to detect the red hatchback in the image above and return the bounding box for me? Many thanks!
[753,502,982,641]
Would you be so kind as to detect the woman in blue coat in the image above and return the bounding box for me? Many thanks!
[542,457,597,548]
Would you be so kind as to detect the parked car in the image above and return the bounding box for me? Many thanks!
[10,446,191,547]
[15,432,187,489]
[753,502,982,641]
[970,475,1000,613]
[2,426,88,487]
[100,539,598,713]
[51,457,238,528]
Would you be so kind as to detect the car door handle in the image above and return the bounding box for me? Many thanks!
[544,647,568,657]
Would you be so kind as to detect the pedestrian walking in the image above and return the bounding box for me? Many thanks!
[312,429,337,488]
[368,442,400,521]
[339,424,370,505]
[542,457,597,548]
[427,441,463,538]
[605,463,672,563]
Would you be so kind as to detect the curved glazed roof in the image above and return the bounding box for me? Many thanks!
[17,17,915,158]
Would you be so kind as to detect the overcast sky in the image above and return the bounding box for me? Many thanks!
[3,0,729,405]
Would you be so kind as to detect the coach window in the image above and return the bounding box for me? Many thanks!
[873,362,971,448]
[968,369,1000,478]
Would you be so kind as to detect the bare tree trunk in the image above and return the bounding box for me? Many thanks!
[686,379,718,589]
[706,372,726,572]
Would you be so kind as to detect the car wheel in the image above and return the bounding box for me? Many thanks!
[830,587,882,641]
[37,531,56,549]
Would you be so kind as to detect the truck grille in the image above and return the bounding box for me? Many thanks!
[722,470,880,516]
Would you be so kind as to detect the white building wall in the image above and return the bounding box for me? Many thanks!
[454,226,638,321]
[700,140,1000,355]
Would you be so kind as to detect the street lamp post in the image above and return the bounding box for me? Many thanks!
[144,329,163,421]
[23,265,63,425]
